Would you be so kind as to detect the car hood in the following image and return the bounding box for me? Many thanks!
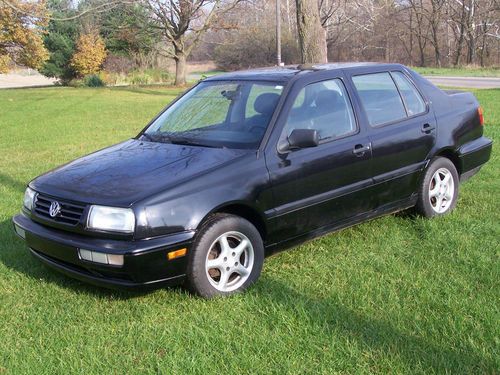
[31,139,250,206]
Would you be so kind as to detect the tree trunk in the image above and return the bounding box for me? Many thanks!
[466,34,475,64]
[295,0,327,64]
[417,36,426,67]
[174,52,187,86]
[433,30,441,67]
[479,22,487,67]
[454,22,465,66]
[286,0,292,33]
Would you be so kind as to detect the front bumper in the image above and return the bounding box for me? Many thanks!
[12,213,195,290]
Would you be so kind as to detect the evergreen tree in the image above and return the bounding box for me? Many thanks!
[40,0,80,81]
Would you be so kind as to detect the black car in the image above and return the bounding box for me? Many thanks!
[13,63,492,298]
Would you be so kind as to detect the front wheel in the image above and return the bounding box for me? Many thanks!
[416,157,459,218]
[186,214,264,298]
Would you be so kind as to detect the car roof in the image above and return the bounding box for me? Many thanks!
[203,62,407,83]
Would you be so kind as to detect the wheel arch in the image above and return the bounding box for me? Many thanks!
[198,202,268,241]
[433,148,462,175]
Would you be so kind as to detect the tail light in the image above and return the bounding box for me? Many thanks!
[478,106,484,126]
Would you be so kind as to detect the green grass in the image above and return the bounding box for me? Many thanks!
[0,86,499,374]
[412,66,500,77]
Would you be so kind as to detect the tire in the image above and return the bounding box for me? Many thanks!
[416,157,459,218]
[185,213,264,298]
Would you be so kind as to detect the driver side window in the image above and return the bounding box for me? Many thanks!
[283,79,357,142]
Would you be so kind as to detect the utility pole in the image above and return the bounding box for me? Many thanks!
[276,0,282,66]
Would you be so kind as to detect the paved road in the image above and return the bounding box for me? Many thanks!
[424,76,500,89]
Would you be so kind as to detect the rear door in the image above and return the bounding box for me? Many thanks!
[347,69,436,207]
[264,72,373,244]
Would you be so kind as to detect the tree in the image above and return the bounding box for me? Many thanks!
[141,0,242,85]
[70,31,107,76]
[214,27,300,70]
[206,0,299,69]
[40,0,80,81]
[295,0,327,63]
[0,0,49,73]
[406,0,430,66]
[100,2,161,68]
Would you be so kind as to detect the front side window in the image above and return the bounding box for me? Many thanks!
[282,78,356,142]
[392,72,426,116]
[144,81,283,149]
[245,83,284,118]
[352,72,407,127]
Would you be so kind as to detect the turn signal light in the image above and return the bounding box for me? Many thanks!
[167,248,187,260]
[478,106,484,126]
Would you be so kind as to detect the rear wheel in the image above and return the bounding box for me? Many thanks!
[416,157,459,218]
[186,214,264,298]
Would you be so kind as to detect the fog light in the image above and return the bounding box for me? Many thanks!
[14,225,25,239]
[78,249,124,267]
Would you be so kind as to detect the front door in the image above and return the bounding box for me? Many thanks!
[264,74,373,245]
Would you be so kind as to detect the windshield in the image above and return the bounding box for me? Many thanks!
[142,80,284,149]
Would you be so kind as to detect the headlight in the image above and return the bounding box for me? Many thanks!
[87,206,135,233]
[23,187,36,211]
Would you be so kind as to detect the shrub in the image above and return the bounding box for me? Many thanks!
[83,69,172,87]
[67,78,84,87]
[71,31,107,76]
[129,72,152,85]
[127,70,171,86]
[83,74,105,87]
[143,68,172,83]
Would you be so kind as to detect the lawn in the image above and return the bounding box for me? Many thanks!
[0,86,498,374]
[412,66,500,77]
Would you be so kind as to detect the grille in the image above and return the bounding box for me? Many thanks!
[34,194,86,226]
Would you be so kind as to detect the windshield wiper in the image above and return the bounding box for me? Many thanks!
[141,132,221,148]
[140,133,156,142]
[140,132,175,144]
[168,137,222,148]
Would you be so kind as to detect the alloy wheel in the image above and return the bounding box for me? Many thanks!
[429,167,455,214]
[205,231,254,292]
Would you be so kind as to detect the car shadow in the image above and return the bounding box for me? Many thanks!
[0,219,151,300]
[251,275,496,373]
[0,172,27,194]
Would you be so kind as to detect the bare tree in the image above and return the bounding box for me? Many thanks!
[296,0,327,63]
[426,0,446,67]
[143,0,241,85]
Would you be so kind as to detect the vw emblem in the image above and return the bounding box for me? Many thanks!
[49,201,62,218]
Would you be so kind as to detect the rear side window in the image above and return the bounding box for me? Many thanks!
[352,72,407,127]
[392,72,426,116]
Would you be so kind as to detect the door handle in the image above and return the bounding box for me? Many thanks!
[353,143,371,156]
[421,123,435,133]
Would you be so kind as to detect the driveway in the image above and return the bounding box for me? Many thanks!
[0,71,57,89]
[424,76,500,89]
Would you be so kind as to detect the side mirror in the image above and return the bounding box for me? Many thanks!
[278,128,319,153]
